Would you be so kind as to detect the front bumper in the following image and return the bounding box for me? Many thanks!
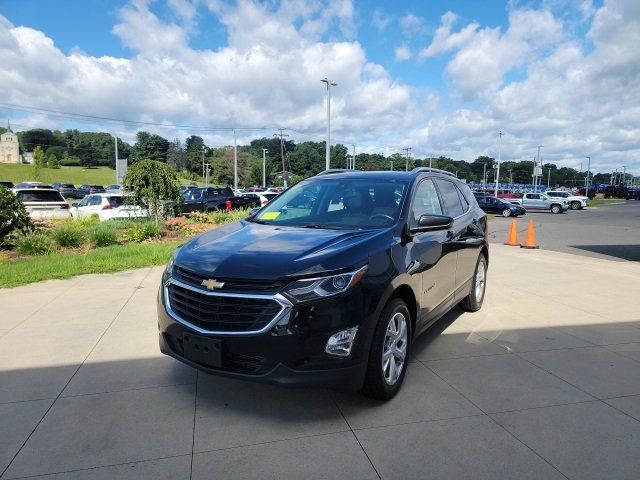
[157,283,373,390]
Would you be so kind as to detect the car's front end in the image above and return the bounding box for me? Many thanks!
[158,257,379,389]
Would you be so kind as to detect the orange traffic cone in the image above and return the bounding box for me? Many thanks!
[504,219,520,246]
[520,220,539,249]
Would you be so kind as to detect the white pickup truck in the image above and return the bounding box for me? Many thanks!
[509,193,569,214]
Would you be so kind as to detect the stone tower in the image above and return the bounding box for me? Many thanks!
[0,120,20,163]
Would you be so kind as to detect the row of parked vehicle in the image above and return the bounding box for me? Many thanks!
[473,190,590,217]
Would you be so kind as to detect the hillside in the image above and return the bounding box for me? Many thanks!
[0,164,117,186]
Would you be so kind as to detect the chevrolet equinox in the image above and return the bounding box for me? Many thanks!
[158,168,489,400]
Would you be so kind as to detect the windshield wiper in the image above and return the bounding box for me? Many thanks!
[247,218,268,224]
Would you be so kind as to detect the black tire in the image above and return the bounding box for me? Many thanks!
[460,254,487,312]
[570,201,581,210]
[550,204,562,214]
[501,208,512,217]
[361,298,411,401]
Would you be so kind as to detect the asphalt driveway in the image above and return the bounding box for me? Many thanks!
[1,245,640,479]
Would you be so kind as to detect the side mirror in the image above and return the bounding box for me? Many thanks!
[410,214,453,234]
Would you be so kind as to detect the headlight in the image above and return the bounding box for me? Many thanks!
[283,265,368,303]
[163,249,179,281]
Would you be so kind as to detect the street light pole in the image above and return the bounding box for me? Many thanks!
[262,148,268,188]
[585,156,591,196]
[535,145,543,192]
[321,78,337,171]
[233,129,238,189]
[402,147,411,172]
[494,131,503,197]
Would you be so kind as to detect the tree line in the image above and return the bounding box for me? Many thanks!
[1,127,630,187]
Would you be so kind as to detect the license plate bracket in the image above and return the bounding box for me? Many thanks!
[182,333,222,368]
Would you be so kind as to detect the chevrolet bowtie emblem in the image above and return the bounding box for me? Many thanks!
[201,279,225,290]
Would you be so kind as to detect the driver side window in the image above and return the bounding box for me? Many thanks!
[78,196,90,207]
[411,179,443,224]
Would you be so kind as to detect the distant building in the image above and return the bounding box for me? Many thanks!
[0,121,20,163]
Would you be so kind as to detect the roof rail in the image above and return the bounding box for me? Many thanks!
[410,167,457,177]
[316,169,351,176]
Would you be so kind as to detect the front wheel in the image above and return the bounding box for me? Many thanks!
[570,201,581,210]
[501,208,512,217]
[550,204,562,214]
[460,254,487,312]
[361,298,411,401]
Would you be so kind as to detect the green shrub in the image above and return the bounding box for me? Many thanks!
[51,223,86,248]
[68,215,100,228]
[0,187,32,247]
[124,221,161,242]
[11,231,53,256]
[88,224,119,247]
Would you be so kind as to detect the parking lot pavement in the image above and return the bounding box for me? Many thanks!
[1,246,640,480]
[489,201,640,261]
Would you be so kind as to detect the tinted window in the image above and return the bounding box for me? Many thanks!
[411,179,443,222]
[61,184,75,188]
[107,196,124,207]
[456,185,470,212]
[183,189,204,201]
[17,191,65,202]
[87,195,102,206]
[435,180,464,217]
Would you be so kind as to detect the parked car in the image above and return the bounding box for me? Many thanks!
[242,191,279,207]
[52,182,79,198]
[158,168,489,400]
[105,184,123,193]
[14,181,53,190]
[14,188,71,219]
[70,194,148,221]
[509,193,568,214]
[241,186,266,193]
[476,195,526,217]
[76,184,106,196]
[266,187,284,194]
[0,180,14,189]
[545,190,589,210]
[181,187,259,214]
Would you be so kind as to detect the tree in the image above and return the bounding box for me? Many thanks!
[47,154,60,169]
[80,153,95,169]
[131,131,170,164]
[166,138,186,171]
[122,159,181,223]
[32,146,46,180]
[0,187,31,247]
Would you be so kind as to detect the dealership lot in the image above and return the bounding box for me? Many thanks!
[1,245,640,479]
[489,201,640,261]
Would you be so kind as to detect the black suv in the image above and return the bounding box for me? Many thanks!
[158,168,489,399]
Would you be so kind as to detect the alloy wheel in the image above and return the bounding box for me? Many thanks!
[382,312,408,385]
[475,259,486,302]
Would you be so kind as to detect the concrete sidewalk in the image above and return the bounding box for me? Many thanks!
[1,245,640,479]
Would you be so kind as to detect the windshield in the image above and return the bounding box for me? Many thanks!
[17,191,65,202]
[253,178,408,229]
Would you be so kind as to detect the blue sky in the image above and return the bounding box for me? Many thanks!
[0,0,636,172]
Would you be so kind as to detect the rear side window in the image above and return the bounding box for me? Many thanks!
[435,180,464,217]
[87,195,102,206]
[17,191,65,202]
[107,196,124,207]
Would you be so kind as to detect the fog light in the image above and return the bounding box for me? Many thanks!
[325,326,358,357]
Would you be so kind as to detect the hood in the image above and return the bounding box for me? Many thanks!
[175,220,392,280]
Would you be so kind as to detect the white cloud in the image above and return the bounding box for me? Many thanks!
[394,44,411,61]
[372,8,390,31]
[399,13,427,36]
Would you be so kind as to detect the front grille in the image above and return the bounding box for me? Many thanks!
[174,266,288,293]
[167,283,282,332]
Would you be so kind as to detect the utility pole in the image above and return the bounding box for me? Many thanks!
[390,159,393,171]
[494,131,503,197]
[201,149,205,185]
[321,78,337,171]
[262,148,268,188]
[623,165,627,185]
[233,129,238,189]
[547,168,551,189]
[274,129,289,188]
[585,156,591,196]
[351,144,356,170]
[535,145,543,192]
[204,163,211,187]
[114,135,119,183]
[483,162,487,187]
[402,147,411,171]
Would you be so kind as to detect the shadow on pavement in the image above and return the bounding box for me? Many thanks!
[569,244,640,261]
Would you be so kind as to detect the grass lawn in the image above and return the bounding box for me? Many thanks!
[0,163,117,186]
[589,198,627,207]
[0,241,182,288]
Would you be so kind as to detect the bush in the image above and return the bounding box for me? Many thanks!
[164,216,195,235]
[124,221,161,242]
[88,224,119,247]
[123,159,181,222]
[11,231,53,256]
[60,155,81,167]
[0,187,31,247]
[51,223,86,248]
